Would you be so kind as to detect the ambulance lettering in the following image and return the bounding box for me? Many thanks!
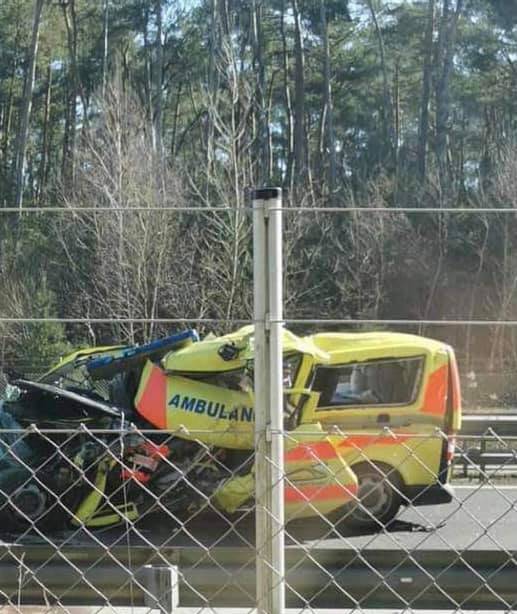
[169,394,254,422]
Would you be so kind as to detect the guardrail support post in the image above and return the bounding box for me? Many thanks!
[253,187,285,614]
[137,565,179,612]
[480,430,487,480]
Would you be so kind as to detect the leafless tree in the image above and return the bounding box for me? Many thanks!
[56,84,195,343]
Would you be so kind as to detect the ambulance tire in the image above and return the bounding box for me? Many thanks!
[344,462,402,531]
[0,467,61,533]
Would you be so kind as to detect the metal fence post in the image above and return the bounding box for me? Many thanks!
[253,187,285,614]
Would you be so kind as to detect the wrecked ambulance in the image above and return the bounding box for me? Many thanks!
[0,325,461,532]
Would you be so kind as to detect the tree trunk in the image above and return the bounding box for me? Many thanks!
[366,0,393,165]
[291,0,306,184]
[38,60,52,204]
[280,0,294,188]
[143,4,153,127]
[2,51,18,196]
[154,0,163,158]
[417,0,435,182]
[321,0,336,197]
[170,81,183,159]
[435,0,464,194]
[206,0,218,195]
[61,79,71,182]
[252,0,270,185]
[61,0,83,186]
[394,55,400,180]
[14,0,45,210]
[102,0,109,98]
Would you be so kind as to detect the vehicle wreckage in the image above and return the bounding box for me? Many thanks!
[0,325,461,532]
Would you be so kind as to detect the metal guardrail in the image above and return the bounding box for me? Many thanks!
[454,451,517,478]
[2,543,517,610]
[0,543,179,609]
[456,450,517,465]
[461,413,517,436]
[455,414,517,478]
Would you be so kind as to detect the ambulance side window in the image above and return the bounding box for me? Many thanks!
[313,356,424,409]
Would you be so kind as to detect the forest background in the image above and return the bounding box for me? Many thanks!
[1,0,517,405]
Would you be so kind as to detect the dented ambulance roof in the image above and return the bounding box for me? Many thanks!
[162,326,450,374]
[305,331,449,363]
[162,325,330,373]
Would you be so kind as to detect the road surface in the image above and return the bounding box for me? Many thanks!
[2,485,515,552]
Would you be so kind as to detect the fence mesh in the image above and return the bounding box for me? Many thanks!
[0,410,516,612]
[2,199,517,613]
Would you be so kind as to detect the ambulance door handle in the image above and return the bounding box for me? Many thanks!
[377,413,390,425]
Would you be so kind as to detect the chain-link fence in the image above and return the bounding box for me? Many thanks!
[1,419,517,611]
[3,190,517,614]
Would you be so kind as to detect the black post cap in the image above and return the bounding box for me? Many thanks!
[251,187,282,200]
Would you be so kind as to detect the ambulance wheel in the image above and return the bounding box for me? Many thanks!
[0,467,59,533]
[345,463,402,530]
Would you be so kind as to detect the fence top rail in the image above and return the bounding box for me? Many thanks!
[1,205,517,214]
[0,317,251,324]
[3,317,517,325]
[284,318,517,326]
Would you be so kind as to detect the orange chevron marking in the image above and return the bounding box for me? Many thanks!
[136,365,168,428]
